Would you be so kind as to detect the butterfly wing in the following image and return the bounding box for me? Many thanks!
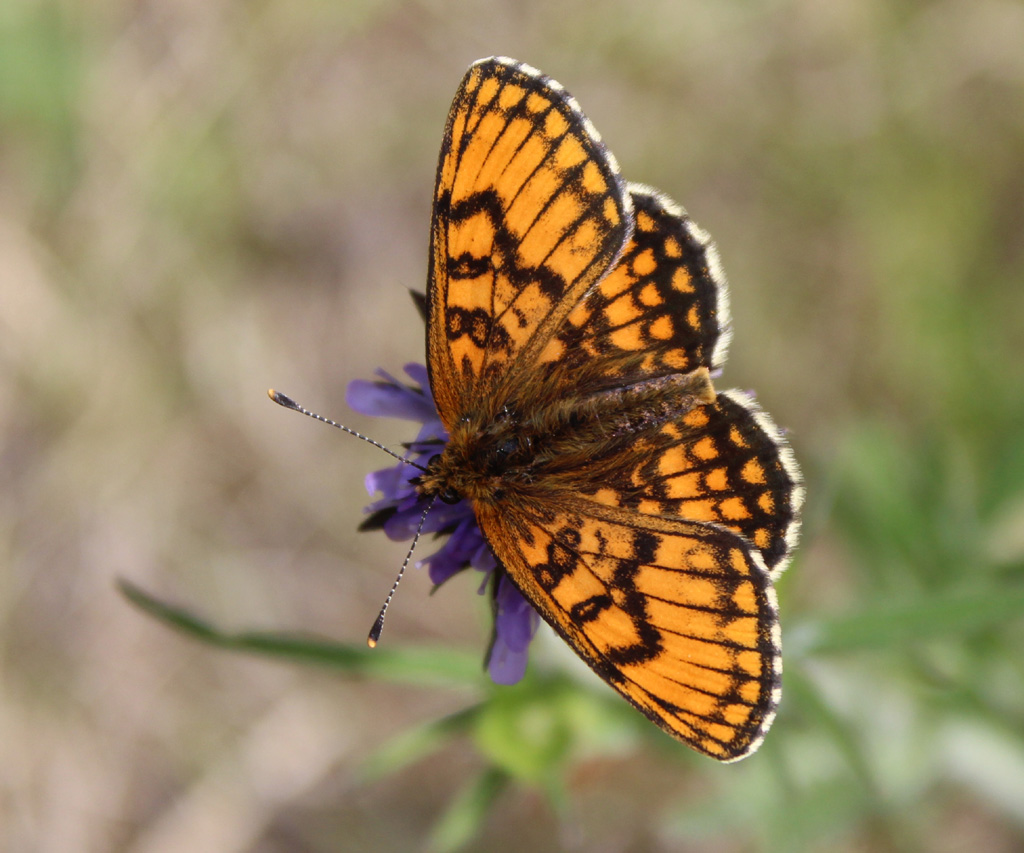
[539,185,732,384]
[476,498,780,761]
[578,389,803,577]
[426,57,633,427]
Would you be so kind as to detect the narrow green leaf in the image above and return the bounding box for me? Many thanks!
[117,578,482,686]
[360,706,482,782]
[783,667,877,794]
[428,767,508,853]
[789,584,1024,657]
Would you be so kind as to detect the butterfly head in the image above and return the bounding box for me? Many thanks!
[412,408,535,507]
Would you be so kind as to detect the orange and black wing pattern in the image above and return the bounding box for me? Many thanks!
[476,499,780,760]
[423,57,802,761]
[539,185,731,384]
[576,389,802,577]
[426,57,633,427]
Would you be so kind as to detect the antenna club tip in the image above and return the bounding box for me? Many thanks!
[368,614,385,647]
[268,389,299,410]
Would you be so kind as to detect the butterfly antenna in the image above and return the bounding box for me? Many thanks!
[367,495,436,648]
[268,389,428,472]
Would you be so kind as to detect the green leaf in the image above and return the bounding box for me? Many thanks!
[118,578,482,686]
[472,677,574,788]
[360,706,482,782]
[428,767,508,853]
[789,583,1024,657]
[782,667,877,794]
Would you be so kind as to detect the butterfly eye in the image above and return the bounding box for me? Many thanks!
[438,488,462,505]
[494,438,520,459]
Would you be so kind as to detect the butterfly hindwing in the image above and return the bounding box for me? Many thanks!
[576,388,803,576]
[476,499,780,761]
[427,57,633,426]
[540,185,731,385]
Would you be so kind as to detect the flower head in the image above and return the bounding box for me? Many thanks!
[346,363,540,684]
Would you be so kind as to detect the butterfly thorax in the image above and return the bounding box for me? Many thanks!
[416,367,716,508]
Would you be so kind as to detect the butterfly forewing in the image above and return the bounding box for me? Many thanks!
[427,57,633,426]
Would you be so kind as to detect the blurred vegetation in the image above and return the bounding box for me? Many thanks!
[2,1,1023,851]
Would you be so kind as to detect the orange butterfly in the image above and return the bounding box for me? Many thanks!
[273,57,806,763]
[400,57,804,761]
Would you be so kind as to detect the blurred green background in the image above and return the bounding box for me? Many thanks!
[2,0,1023,850]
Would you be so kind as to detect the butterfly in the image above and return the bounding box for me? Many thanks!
[409,57,802,761]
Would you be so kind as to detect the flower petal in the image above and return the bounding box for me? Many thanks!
[346,374,436,423]
[494,575,540,652]
[486,575,540,684]
[488,634,530,685]
[403,363,431,390]
[419,516,481,585]
[364,466,409,500]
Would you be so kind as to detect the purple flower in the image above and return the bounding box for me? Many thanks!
[346,363,540,685]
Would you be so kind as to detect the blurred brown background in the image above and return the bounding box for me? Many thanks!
[2,1,1023,851]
